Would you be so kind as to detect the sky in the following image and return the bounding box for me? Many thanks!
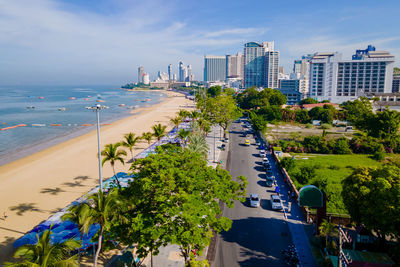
[0,0,399,85]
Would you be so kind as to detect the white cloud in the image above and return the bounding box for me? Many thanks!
[0,0,264,84]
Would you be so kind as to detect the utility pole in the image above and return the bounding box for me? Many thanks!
[338,224,352,267]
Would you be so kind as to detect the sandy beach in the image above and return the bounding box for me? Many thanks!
[0,90,192,262]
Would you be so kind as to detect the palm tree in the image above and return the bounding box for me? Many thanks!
[189,110,200,121]
[141,132,154,145]
[186,133,209,157]
[319,219,338,247]
[170,116,182,130]
[101,143,127,188]
[121,132,140,162]
[61,204,91,263]
[177,109,189,120]
[177,129,191,147]
[152,123,167,142]
[84,189,118,267]
[198,118,211,136]
[6,229,80,266]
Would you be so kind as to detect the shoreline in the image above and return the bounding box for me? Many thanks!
[0,90,192,262]
[0,90,167,167]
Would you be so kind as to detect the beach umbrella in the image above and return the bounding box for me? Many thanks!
[14,232,38,247]
[51,225,65,233]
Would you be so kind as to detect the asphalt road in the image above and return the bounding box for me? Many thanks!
[212,120,292,267]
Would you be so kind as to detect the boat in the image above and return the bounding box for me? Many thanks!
[32,124,46,127]
[69,97,76,100]
[84,98,90,101]
[58,107,67,111]
[96,99,105,103]
[145,98,151,101]
[118,104,126,107]
[26,106,35,109]
[38,96,44,99]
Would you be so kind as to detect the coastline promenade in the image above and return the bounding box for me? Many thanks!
[0,90,192,263]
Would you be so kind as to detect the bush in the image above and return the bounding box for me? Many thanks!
[328,165,340,170]
[279,156,296,171]
[320,124,332,129]
[333,138,352,154]
[305,123,313,128]
[372,151,385,161]
[293,165,316,184]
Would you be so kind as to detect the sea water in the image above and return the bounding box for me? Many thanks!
[0,85,166,165]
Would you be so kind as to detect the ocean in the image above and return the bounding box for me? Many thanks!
[0,85,167,165]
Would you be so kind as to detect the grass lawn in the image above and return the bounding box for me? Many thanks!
[287,153,382,214]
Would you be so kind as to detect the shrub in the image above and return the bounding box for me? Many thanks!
[293,165,316,184]
[328,165,340,170]
[320,124,332,130]
[372,151,385,161]
[333,138,352,154]
[279,156,296,171]
[305,123,313,129]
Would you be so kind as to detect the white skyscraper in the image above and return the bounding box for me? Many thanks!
[226,52,244,79]
[143,73,150,85]
[308,45,395,103]
[168,64,172,81]
[186,65,192,81]
[138,66,144,83]
[204,55,226,82]
[178,61,186,82]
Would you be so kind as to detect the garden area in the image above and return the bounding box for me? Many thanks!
[280,153,383,214]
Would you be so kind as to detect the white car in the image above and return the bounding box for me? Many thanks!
[259,150,266,158]
[262,157,269,165]
[270,195,283,210]
[250,194,260,208]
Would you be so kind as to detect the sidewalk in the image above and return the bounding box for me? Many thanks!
[148,125,225,267]
[267,147,317,267]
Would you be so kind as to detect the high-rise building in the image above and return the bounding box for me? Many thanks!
[243,41,279,88]
[204,55,226,82]
[138,66,144,83]
[173,74,177,81]
[168,64,172,81]
[265,51,279,88]
[178,61,186,82]
[226,52,244,79]
[143,73,150,85]
[393,75,400,93]
[186,65,192,81]
[308,46,395,103]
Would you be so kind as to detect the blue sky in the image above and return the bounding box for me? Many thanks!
[0,0,399,85]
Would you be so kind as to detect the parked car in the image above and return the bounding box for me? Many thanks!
[259,150,266,158]
[262,157,269,165]
[244,139,251,146]
[266,170,273,177]
[250,194,260,208]
[266,176,275,187]
[264,164,271,171]
[270,195,283,210]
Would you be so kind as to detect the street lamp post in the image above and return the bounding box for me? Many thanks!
[86,104,109,192]
[213,125,216,163]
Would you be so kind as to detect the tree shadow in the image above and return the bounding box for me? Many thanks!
[0,236,17,263]
[73,175,91,181]
[62,181,85,188]
[9,203,41,216]
[40,187,65,195]
[218,217,292,266]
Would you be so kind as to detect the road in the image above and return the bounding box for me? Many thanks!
[212,120,292,267]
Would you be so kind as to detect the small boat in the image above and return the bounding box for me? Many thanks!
[58,107,67,111]
[118,104,126,107]
[96,99,105,103]
[26,106,35,109]
[145,98,151,101]
[32,124,46,127]
[38,96,44,99]
[69,97,76,100]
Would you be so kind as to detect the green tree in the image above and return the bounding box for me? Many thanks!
[207,86,222,98]
[101,143,127,188]
[198,118,211,136]
[341,97,373,130]
[333,138,352,154]
[278,156,296,171]
[170,116,182,130]
[152,123,167,142]
[189,110,200,121]
[178,109,190,119]
[186,133,209,157]
[5,229,80,267]
[300,98,319,105]
[202,94,242,138]
[319,220,338,247]
[342,166,400,240]
[249,111,267,133]
[121,132,141,162]
[61,204,91,263]
[368,109,400,138]
[141,132,153,145]
[112,149,247,266]
[177,129,191,147]
[295,109,310,124]
[85,189,118,267]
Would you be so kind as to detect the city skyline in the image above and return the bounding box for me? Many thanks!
[0,0,399,85]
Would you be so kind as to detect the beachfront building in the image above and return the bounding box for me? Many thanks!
[393,75,400,93]
[178,61,186,82]
[204,55,226,82]
[226,52,244,79]
[143,73,150,85]
[308,45,395,103]
[138,66,144,83]
[243,41,279,89]
[168,64,173,81]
